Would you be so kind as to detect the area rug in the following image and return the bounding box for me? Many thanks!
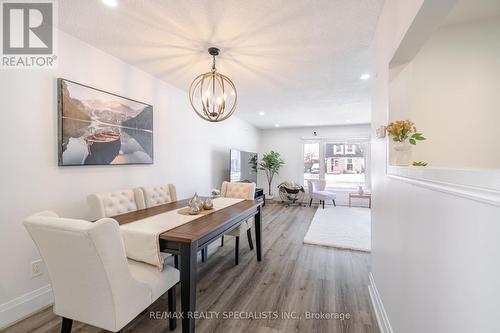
[303,206,371,252]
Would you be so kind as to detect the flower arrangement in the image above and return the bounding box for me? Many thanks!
[386,120,426,145]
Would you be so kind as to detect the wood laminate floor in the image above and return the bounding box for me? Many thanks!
[4,204,379,333]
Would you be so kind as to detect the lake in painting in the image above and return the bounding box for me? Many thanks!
[58,79,153,166]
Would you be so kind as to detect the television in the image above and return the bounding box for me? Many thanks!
[230,149,258,184]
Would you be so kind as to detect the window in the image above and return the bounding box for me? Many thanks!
[345,145,356,155]
[303,142,320,185]
[304,140,368,188]
[333,144,343,155]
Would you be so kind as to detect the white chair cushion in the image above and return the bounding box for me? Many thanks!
[23,212,157,332]
[141,184,177,208]
[315,191,337,200]
[226,219,253,236]
[220,182,256,236]
[128,253,179,303]
[221,181,255,200]
[87,188,145,219]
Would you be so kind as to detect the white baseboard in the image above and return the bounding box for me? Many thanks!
[0,285,53,330]
[368,272,393,333]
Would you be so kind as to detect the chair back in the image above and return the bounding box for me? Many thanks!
[306,179,314,195]
[23,211,149,331]
[141,184,177,208]
[307,179,326,194]
[87,188,145,219]
[221,181,256,200]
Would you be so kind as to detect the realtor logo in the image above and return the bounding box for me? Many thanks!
[1,0,57,68]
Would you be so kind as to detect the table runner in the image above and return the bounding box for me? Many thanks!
[120,197,244,270]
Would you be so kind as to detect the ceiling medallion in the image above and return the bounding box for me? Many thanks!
[189,47,237,122]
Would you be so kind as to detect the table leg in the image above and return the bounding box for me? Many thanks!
[369,197,372,208]
[349,195,351,207]
[180,241,197,333]
[255,206,262,261]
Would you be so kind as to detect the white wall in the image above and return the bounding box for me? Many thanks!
[371,1,500,332]
[258,124,371,205]
[0,31,259,328]
[390,16,500,168]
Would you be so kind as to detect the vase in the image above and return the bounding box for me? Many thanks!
[189,193,204,211]
[357,186,364,195]
[203,197,214,210]
[392,141,412,166]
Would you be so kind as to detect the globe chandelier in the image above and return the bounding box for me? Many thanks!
[189,47,237,122]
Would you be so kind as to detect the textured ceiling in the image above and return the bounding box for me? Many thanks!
[58,0,383,129]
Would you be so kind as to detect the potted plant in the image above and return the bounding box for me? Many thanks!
[386,120,426,166]
[259,151,285,200]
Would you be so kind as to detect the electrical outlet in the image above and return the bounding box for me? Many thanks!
[31,259,43,278]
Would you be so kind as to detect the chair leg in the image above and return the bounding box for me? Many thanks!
[333,199,336,207]
[61,317,72,333]
[247,229,254,250]
[322,200,325,209]
[168,287,177,331]
[235,236,239,265]
[221,235,224,247]
[309,198,312,207]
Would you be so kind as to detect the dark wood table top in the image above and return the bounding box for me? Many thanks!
[112,198,262,244]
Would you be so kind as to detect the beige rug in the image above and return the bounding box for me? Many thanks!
[303,206,371,252]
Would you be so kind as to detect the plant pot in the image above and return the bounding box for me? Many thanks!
[393,141,412,166]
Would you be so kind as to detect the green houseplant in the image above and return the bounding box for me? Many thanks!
[259,151,285,198]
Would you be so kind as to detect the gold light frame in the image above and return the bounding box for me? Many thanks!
[189,48,237,122]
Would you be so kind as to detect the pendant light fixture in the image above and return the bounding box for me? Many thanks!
[189,47,237,122]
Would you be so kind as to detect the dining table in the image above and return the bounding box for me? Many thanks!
[112,198,264,333]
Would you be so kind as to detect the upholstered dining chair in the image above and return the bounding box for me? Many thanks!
[24,211,179,333]
[141,184,177,208]
[87,188,145,221]
[220,181,256,265]
[307,179,337,209]
[139,184,183,266]
[87,187,179,268]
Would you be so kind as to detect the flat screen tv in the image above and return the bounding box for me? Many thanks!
[230,149,258,184]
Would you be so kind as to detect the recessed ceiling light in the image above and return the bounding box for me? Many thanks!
[360,74,371,80]
[275,124,280,128]
[102,0,118,7]
[259,112,265,116]
[346,119,352,123]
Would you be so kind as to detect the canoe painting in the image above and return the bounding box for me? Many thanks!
[58,79,153,166]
